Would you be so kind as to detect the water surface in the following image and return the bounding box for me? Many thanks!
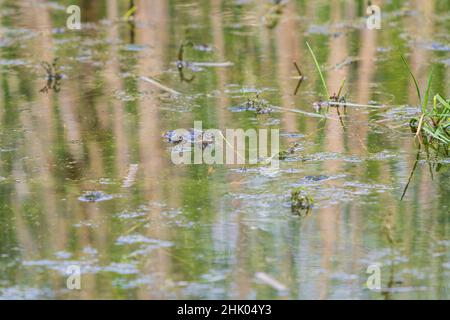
[0,0,449,299]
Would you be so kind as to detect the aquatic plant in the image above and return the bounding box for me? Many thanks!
[244,93,273,114]
[306,41,329,98]
[291,187,313,216]
[410,94,450,148]
[278,142,301,160]
[400,57,449,200]
[401,56,449,152]
[330,78,346,103]
[305,42,349,108]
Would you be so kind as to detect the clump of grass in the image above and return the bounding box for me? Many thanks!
[291,187,313,216]
[401,55,449,153]
[410,94,450,152]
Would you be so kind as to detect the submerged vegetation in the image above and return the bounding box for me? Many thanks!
[244,93,273,114]
[39,57,62,93]
[278,142,301,160]
[291,187,314,216]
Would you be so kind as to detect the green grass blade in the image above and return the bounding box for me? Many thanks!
[431,113,450,117]
[401,55,421,105]
[306,41,329,98]
[422,69,433,113]
[435,94,450,110]
[434,126,449,140]
[123,5,137,21]
[423,120,449,142]
[433,94,438,113]
[422,126,449,144]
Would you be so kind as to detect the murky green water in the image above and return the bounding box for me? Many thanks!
[0,0,449,299]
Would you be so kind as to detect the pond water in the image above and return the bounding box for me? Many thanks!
[0,0,449,299]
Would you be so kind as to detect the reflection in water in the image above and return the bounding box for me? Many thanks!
[176,41,196,83]
[39,58,62,93]
[0,0,449,299]
[381,208,396,300]
[292,62,304,96]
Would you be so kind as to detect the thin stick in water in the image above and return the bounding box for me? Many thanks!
[140,76,181,96]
